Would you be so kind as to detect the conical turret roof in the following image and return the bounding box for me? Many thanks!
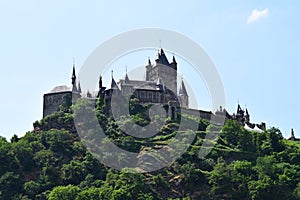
[179,80,188,96]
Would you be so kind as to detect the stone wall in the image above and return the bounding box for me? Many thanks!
[43,91,72,117]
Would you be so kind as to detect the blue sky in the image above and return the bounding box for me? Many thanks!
[0,0,299,139]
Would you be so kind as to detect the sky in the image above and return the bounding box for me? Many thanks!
[0,0,299,140]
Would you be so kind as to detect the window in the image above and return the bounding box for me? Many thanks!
[140,91,145,99]
[156,92,161,102]
[123,87,131,94]
[148,92,153,99]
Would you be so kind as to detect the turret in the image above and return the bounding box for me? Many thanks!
[97,75,106,98]
[236,104,244,117]
[99,75,103,89]
[170,55,177,70]
[121,71,133,95]
[289,128,296,141]
[78,81,82,93]
[71,64,78,92]
[108,70,119,90]
[245,108,250,123]
[87,90,92,98]
[179,80,189,108]
[159,48,170,66]
[145,57,152,81]
[124,73,130,84]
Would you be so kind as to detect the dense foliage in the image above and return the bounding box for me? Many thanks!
[0,98,299,199]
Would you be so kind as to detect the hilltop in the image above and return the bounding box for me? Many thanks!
[0,98,299,200]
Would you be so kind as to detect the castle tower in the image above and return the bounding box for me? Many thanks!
[97,75,106,98]
[43,62,81,117]
[148,48,177,95]
[179,80,189,108]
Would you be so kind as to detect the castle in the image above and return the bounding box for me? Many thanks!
[43,48,265,131]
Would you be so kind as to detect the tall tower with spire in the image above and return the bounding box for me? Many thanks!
[147,48,177,95]
[43,61,81,117]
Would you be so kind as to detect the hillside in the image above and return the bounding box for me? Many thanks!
[0,98,299,200]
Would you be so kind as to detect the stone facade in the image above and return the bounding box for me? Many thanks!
[43,64,81,118]
[43,90,72,118]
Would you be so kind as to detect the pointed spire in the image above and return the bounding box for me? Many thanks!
[78,81,82,93]
[145,58,151,81]
[124,73,130,83]
[291,128,295,137]
[71,62,78,92]
[71,64,76,85]
[170,54,177,70]
[236,104,244,116]
[158,48,169,66]
[87,90,92,98]
[172,55,177,64]
[124,67,130,84]
[110,78,118,89]
[245,108,249,116]
[99,75,102,89]
[160,48,165,55]
[179,80,188,96]
[237,104,241,112]
[109,70,118,90]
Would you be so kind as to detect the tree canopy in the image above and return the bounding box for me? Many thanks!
[0,99,299,199]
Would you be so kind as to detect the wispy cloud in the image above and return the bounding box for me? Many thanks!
[247,8,269,24]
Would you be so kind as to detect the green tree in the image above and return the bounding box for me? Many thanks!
[33,149,57,168]
[61,160,85,185]
[102,170,153,200]
[268,127,284,152]
[23,180,41,199]
[221,120,254,151]
[12,140,34,171]
[48,185,80,200]
[76,187,104,200]
[0,172,22,199]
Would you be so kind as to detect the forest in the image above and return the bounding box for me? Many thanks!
[0,98,299,200]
